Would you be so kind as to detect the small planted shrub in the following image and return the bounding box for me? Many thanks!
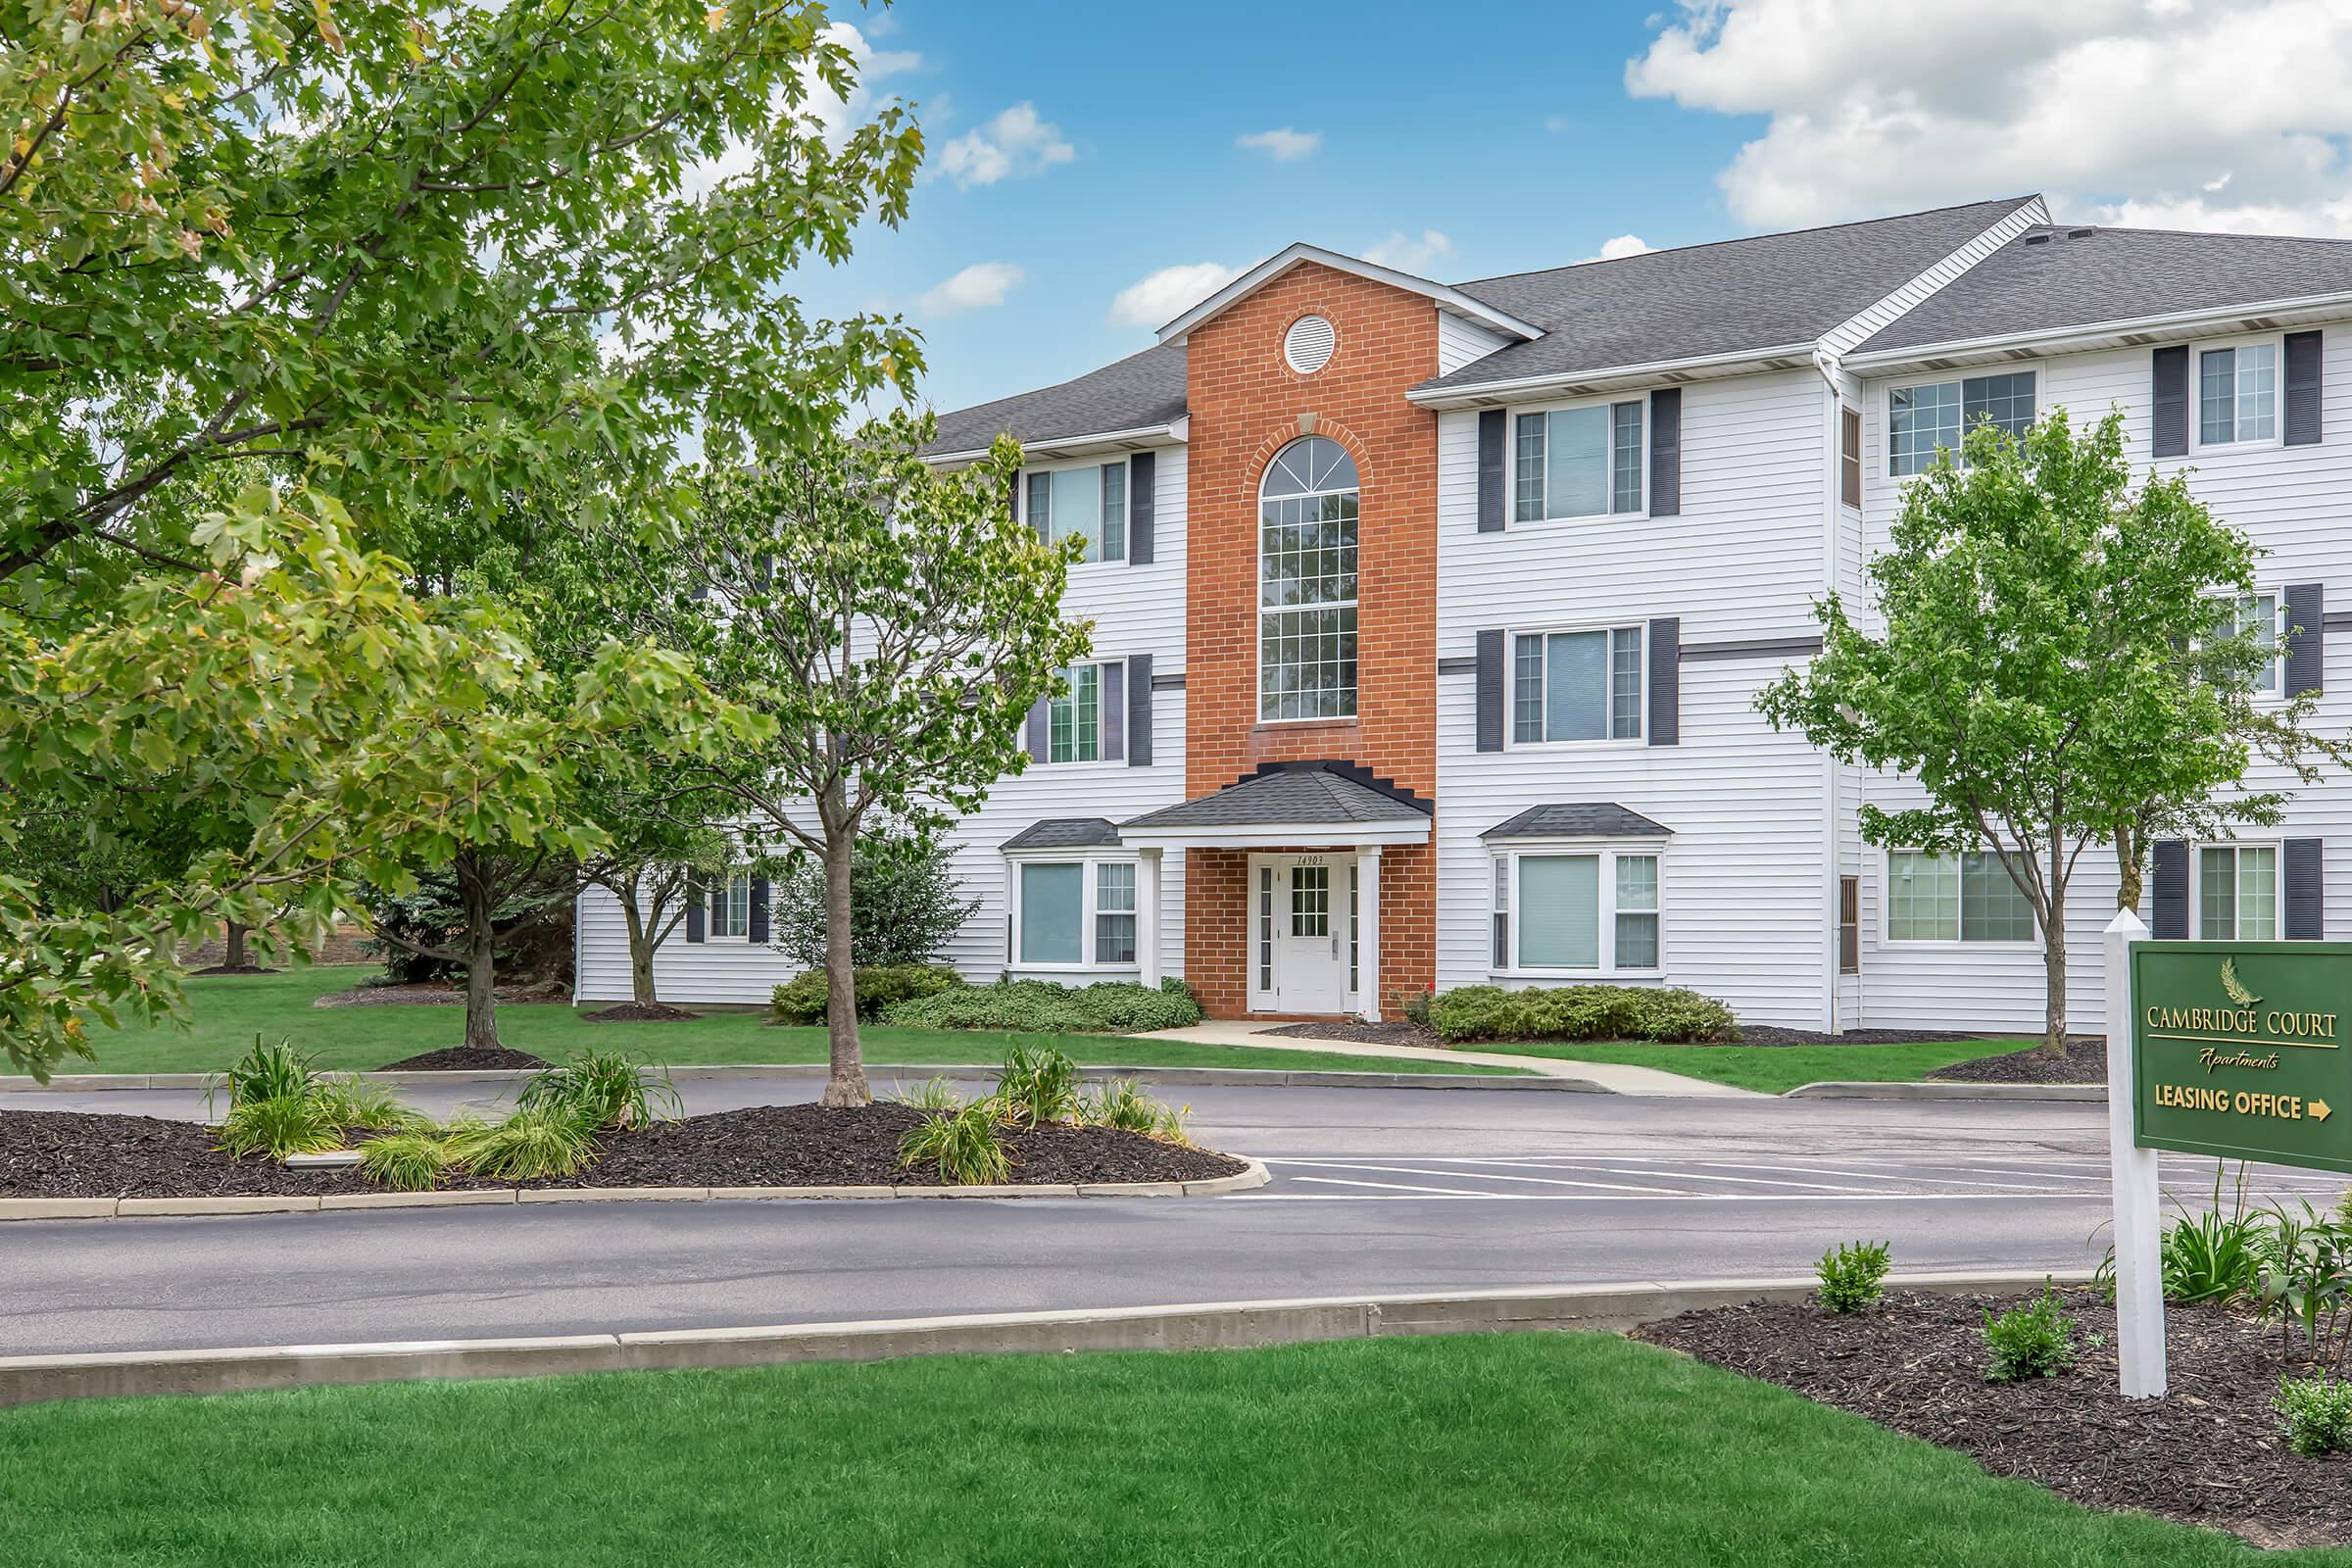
[1815,1241,1892,1314]
[455,1107,600,1181]
[1078,1078,1190,1144]
[1983,1284,2081,1384]
[310,1075,421,1132]
[994,1044,1080,1127]
[2277,1375,2352,1456]
[210,1035,315,1112]
[1427,984,1738,1045]
[898,1102,1012,1186]
[888,1075,967,1113]
[215,1093,345,1160]
[768,964,965,1025]
[2256,1200,2352,1374]
[359,1130,464,1193]
[880,977,1203,1034]
[518,1050,680,1132]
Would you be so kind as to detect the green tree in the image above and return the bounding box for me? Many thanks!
[1758,409,2347,1057]
[770,822,977,970]
[615,412,1089,1104]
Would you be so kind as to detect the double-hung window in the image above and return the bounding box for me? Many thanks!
[1048,662,1102,762]
[1512,626,1642,744]
[1024,461,1128,563]
[1490,847,1663,974]
[708,871,751,941]
[2214,592,2282,695]
[1885,850,2034,943]
[1513,400,1643,520]
[2197,844,2278,940]
[1010,854,1141,968]
[1888,372,2035,476]
[2197,341,2278,449]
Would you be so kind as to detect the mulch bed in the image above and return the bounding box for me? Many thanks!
[1927,1036,2108,1084]
[1262,1020,1444,1047]
[0,1104,1244,1200]
[313,981,570,1008]
[1638,1287,2352,1549]
[581,1002,699,1024]
[375,1046,550,1072]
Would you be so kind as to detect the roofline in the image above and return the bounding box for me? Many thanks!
[923,418,1188,468]
[1155,243,1544,344]
[1405,341,1820,409]
[1844,289,2352,371]
[1115,819,1435,851]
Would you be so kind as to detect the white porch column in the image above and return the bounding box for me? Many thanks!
[1136,849,1164,988]
[1355,845,1383,1022]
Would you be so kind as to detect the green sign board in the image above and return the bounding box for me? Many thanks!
[2132,940,2352,1175]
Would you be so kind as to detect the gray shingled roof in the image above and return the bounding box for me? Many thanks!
[925,341,1187,456]
[1121,767,1429,831]
[1480,804,1673,841]
[1420,196,2041,392]
[1855,224,2352,355]
[1000,818,1122,852]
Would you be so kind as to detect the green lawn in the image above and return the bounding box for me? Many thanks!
[1473,1038,2034,1094]
[0,1334,2328,1567]
[59,966,1521,1078]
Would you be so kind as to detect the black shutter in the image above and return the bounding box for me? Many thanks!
[685,874,707,943]
[2286,839,2326,940]
[1126,654,1153,766]
[1102,660,1124,762]
[2152,346,2189,459]
[2286,582,2325,697]
[2151,839,2188,938]
[1476,410,1506,532]
[1649,388,1682,517]
[1475,629,1504,752]
[2285,330,2324,448]
[1024,697,1049,760]
[1647,616,1680,746]
[747,877,770,946]
[1127,451,1156,564]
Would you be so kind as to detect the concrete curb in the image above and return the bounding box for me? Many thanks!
[0,1158,1270,1223]
[0,1268,2094,1408]
[0,1065,1565,1093]
[1786,1079,2105,1102]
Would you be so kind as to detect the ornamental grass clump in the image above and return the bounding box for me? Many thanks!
[215,1093,345,1160]
[1078,1079,1192,1145]
[993,1044,1079,1127]
[898,1102,1012,1186]
[454,1106,600,1182]
[357,1129,466,1193]
[207,1035,315,1114]
[2277,1374,2352,1456]
[888,1075,967,1113]
[310,1074,422,1132]
[517,1049,679,1133]
[1982,1284,2081,1384]
[1815,1241,1891,1314]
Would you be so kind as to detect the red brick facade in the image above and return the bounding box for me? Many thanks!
[1180,262,1440,1017]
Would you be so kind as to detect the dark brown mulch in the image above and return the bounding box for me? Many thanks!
[581,1002,699,1024]
[189,964,280,976]
[1262,1020,1443,1047]
[1927,1036,2108,1083]
[375,1046,550,1072]
[1638,1287,2352,1548]
[0,1104,1244,1200]
[313,981,570,1009]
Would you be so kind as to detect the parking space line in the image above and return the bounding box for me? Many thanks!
[1264,1159,1684,1195]
[1664,1159,2091,1194]
[1288,1175,1503,1198]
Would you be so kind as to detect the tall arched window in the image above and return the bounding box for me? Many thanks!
[1258,436,1359,721]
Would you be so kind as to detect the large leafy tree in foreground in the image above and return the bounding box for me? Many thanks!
[1758,409,2348,1057]
[612,413,1089,1105]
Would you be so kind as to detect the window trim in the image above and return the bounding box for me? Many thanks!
[2205,589,2286,700]
[1036,659,1120,767]
[1881,848,2039,950]
[2189,333,2284,455]
[1020,456,1130,565]
[2191,840,2283,942]
[1838,406,1862,512]
[1886,369,2037,479]
[1503,620,1647,751]
[1487,841,1666,978]
[705,870,753,945]
[1255,436,1361,726]
[1507,392,1650,525]
[1003,848,1143,972]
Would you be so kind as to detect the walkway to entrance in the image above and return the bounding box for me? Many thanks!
[1128,1021,1763,1098]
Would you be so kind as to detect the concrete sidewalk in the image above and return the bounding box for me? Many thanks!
[1126,1022,1761,1098]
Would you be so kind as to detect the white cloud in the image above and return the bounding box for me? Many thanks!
[936,103,1075,188]
[1578,234,1654,264]
[1626,0,2352,237]
[1238,126,1322,161]
[1109,262,1244,328]
[1362,228,1453,275]
[917,261,1025,317]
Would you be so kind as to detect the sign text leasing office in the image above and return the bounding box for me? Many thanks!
[2132,941,2352,1175]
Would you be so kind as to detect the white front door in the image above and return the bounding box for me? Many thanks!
[1250,855,1350,1013]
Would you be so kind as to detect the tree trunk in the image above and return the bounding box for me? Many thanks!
[457,852,502,1051]
[2115,827,2144,912]
[621,883,659,1006]
[2038,894,2068,1059]
[222,921,249,969]
[819,829,869,1106]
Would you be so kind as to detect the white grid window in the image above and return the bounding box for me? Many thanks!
[1886,850,2034,943]
[1291,865,1330,938]
[1513,401,1643,521]
[709,872,751,940]
[2198,845,2278,940]
[1048,663,1100,763]
[2199,343,2278,448]
[2221,592,2282,695]
[1889,372,2034,476]
[1491,848,1663,974]
[1512,627,1643,744]
[1258,437,1358,721]
[1024,461,1128,564]
[1010,853,1141,968]
[1095,863,1137,964]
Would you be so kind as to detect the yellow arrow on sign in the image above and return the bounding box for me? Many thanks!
[2314,1099,2333,1123]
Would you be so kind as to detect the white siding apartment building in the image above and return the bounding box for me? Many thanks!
[578,193,2352,1033]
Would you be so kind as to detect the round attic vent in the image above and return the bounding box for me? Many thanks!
[1283,314,1337,375]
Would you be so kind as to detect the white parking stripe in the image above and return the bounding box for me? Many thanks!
[1289,1175,1501,1197]
[1667,1159,2097,1193]
[1223,1192,2111,1203]
[1544,1163,1891,1196]
[1264,1159,1680,1195]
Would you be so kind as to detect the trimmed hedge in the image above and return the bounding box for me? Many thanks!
[768,964,965,1025]
[1428,984,1738,1045]
[880,976,1205,1034]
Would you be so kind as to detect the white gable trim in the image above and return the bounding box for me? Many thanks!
[1154,243,1543,345]
[1815,197,2050,368]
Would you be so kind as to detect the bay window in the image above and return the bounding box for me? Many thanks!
[1512,625,1643,744]
[1886,850,2034,943]
[1024,460,1128,563]
[1513,400,1643,520]
[1009,853,1141,969]
[1491,847,1664,974]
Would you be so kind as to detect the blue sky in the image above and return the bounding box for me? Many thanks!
[796,0,2352,418]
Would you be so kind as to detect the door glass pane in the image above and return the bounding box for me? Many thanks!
[1518,855,1598,969]
[1960,853,2034,941]
[1544,406,1608,518]
[2198,847,2236,939]
[1291,865,1329,937]
[1018,862,1084,964]
[1257,867,1274,990]
[1544,631,1607,741]
[1050,466,1102,562]
[2238,847,2277,940]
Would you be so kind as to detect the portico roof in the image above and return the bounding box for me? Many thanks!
[1118,761,1432,850]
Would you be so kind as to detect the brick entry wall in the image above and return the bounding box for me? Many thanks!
[1182,260,1440,1016]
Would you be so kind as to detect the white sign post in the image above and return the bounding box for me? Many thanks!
[2103,906,2167,1397]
